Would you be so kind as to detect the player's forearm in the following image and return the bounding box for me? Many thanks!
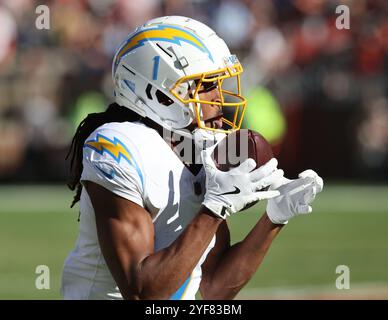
[136,206,223,299]
[202,212,283,300]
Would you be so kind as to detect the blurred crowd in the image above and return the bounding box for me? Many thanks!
[0,0,387,183]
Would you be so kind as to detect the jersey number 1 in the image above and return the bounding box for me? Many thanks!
[152,56,160,80]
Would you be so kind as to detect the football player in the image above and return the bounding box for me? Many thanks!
[61,16,323,300]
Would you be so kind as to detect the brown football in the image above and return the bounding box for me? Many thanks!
[212,129,274,210]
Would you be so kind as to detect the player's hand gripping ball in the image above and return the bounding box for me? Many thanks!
[212,129,276,210]
[201,130,283,219]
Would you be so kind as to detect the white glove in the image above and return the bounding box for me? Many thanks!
[193,128,226,164]
[201,149,283,219]
[266,169,324,225]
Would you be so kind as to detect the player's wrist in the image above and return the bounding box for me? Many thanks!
[266,205,289,225]
[201,200,230,219]
[199,204,227,221]
[264,211,288,226]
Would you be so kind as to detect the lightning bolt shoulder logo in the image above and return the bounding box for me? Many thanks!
[114,24,214,73]
[84,134,144,188]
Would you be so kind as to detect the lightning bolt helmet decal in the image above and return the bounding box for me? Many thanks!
[114,24,214,73]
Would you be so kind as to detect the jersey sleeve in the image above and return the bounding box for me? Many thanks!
[80,126,145,208]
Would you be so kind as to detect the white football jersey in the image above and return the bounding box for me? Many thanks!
[61,121,215,300]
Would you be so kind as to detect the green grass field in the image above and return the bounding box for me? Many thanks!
[0,184,387,299]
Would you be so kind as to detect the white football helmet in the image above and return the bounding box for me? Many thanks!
[112,16,247,138]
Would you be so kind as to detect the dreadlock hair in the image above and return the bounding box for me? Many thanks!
[66,102,142,208]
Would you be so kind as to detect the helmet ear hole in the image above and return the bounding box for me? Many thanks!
[156,89,174,106]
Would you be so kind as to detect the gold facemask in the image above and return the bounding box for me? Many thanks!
[170,58,247,134]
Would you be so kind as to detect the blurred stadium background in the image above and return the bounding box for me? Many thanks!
[0,0,387,299]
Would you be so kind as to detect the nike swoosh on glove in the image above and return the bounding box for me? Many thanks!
[201,149,283,219]
[266,169,324,225]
